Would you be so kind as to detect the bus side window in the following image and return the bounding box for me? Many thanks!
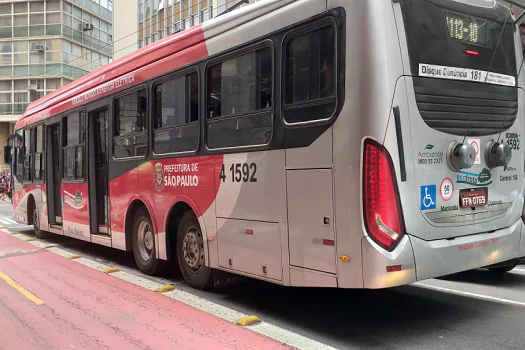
[153,71,199,155]
[206,46,273,149]
[283,23,337,124]
[14,131,23,181]
[63,111,86,181]
[113,89,148,158]
[23,128,32,183]
[33,125,44,181]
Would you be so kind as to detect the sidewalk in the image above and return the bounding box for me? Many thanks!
[0,231,291,350]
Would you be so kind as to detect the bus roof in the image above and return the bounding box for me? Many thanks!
[16,24,204,128]
[15,0,296,130]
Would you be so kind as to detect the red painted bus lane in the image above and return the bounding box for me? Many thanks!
[0,233,291,350]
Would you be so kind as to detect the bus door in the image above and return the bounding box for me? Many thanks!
[87,109,109,236]
[46,123,62,226]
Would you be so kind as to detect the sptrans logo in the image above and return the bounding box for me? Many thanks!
[154,163,164,192]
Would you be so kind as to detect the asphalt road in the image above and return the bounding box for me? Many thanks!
[1,202,524,350]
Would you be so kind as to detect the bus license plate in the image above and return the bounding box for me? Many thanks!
[459,188,488,208]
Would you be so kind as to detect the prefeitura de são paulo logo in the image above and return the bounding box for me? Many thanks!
[154,163,164,192]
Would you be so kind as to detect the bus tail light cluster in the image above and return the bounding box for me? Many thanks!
[363,139,406,252]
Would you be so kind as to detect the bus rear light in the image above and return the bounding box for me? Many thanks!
[463,49,480,56]
[386,265,402,272]
[363,139,406,252]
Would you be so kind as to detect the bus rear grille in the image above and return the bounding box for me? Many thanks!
[413,77,518,137]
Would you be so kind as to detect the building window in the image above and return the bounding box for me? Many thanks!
[153,72,199,154]
[206,46,273,149]
[0,4,11,15]
[34,124,44,181]
[23,128,32,182]
[283,24,337,124]
[46,0,60,12]
[63,111,85,181]
[113,89,147,158]
[14,2,27,14]
[30,1,45,12]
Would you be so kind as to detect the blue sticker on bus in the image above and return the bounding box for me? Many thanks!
[420,185,436,210]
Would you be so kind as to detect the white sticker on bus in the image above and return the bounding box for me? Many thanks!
[468,138,481,165]
[419,64,516,87]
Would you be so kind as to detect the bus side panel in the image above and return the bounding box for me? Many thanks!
[13,184,40,226]
[214,151,286,282]
[109,167,138,246]
[12,181,28,224]
[37,184,49,232]
[202,0,328,285]
[61,182,90,241]
[135,156,222,260]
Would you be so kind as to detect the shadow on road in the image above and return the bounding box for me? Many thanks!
[437,268,525,287]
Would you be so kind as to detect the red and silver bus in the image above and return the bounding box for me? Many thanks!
[11,0,525,289]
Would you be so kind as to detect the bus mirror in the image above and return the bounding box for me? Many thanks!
[3,144,11,164]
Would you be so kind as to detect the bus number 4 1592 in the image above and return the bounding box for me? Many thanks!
[220,163,258,183]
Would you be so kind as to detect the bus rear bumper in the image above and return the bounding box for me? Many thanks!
[361,219,522,288]
[410,219,522,281]
[361,235,417,289]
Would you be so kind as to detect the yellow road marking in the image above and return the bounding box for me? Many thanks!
[0,270,44,305]
[104,267,119,274]
[156,285,175,293]
[237,315,261,326]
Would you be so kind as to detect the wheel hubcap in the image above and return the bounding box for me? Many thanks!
[33,208,38,230]
[137,221,154,262]
[182,225,204,273]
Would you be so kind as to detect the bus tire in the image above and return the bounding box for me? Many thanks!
[31,202,50,239]
[488,263,516,273]
[132,207,164,276]
[177,211,213,290]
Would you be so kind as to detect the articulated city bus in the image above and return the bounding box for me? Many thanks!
[10,0,525,290]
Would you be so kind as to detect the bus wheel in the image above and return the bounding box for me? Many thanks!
[132,207,164,276]
[177,211,213,290]
[31,203,49,239]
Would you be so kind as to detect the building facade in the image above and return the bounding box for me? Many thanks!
[113,0,257,61]
[0,0,113,171]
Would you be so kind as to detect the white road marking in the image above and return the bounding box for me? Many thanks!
[0,217,19,225]
[514,268,525,273]
[415,282,525,307]
[5,231,342,350]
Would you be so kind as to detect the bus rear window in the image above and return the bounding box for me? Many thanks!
[399,0,517,80]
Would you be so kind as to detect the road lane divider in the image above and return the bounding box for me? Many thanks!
[415,282,525,307]
[0,270,44,305]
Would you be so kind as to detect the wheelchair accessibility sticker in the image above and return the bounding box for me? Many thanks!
[420,185,436,210]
